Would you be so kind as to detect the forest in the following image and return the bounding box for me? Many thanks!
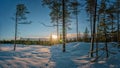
[0,0,120,68]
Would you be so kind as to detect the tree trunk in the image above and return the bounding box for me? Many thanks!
[62,0,66,52]
[56,14,59,44]
[117,0,120,45]
[90,14,93,39]
[96,14,100,58]
[76,10,79,42]
[111,17,114,42]
[105,29,109,58]
[14,13,18,51]
[90,0,97,57]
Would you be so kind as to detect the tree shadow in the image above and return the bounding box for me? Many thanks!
[50,44,78,68]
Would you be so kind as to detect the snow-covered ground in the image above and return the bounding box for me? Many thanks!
[0,42,120,68]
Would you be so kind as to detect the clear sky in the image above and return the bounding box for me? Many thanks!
[0,0,89,40]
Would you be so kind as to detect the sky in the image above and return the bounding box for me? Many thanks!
[0,0,89,40]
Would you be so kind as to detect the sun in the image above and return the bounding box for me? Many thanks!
[52,35,57,40]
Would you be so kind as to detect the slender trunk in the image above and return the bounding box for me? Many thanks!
[90,14,93,38]
[96,14,99,58]
[111,18,114,42]
[56,0,59,44]
[89,1,93,40]
[117,0,120,45]
[56,14,59,44]
[90,0,97,57]
[76,9,78,42]
[62,0,66,52]
[117,16,120,44]
[0,37,1,51]
[89,12,93,57]
[14,13,18,51]
[96,28,98,58]
[105,28,109,58]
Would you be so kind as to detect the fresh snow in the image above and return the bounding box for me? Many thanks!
[0,42,120,68]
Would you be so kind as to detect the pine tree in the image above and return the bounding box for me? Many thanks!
[14,4,29,51]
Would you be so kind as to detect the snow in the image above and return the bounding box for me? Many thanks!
[0,42,120,68]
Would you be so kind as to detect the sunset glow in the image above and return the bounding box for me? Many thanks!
[52,35,57,40]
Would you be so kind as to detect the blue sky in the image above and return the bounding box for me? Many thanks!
[0,0,89,40]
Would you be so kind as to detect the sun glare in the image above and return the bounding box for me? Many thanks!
[52,35,57,40]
